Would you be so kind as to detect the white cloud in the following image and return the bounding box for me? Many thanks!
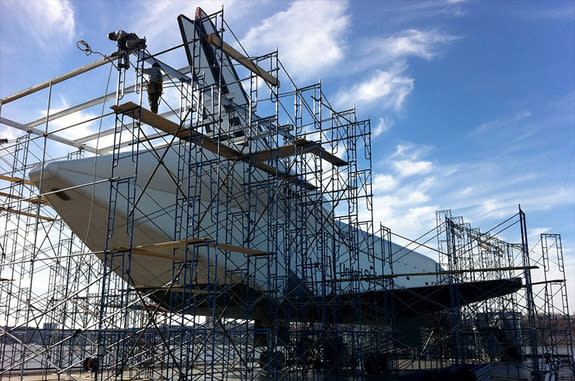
[335,64,414,110]
[34,97,116,157]
[371,198,439,239]
[0,127,20,143]
[474,110,531,134]
[390,143,432,161]
[372,2,468,28]
[479,199,510,219]
[403,190,430,204]
[241,0,350,80]
[342,27,459,116]
[393,159,433,177]
[376,143,435,179]
[4,0,75,50]
[529,227,552,243]
[369,144,437,236]
[41,97,98,139]
[363,29,459,64]
[132,0,256,48]
[469,187,575,220]
[373,117,392,137]
[392,144,412,159]
[120,0,274,73]
[373,174,398,192]
[521,188,575,211]
[367,171,438,239]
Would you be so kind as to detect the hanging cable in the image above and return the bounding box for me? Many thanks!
[76,40,103,57]
[82,63,116,244]
[76,40,120,70]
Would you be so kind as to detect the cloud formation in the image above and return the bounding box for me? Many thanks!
[388,144,435,178]
[373,174,398,192]
[3,0,76,51]
[373,117,393,137]
[364,143,439,237]
[369,1,469,28]
[335,64,414,110]
[361,29,459,64]
[371,192,439,239]
[474,110,532,134]
[241,0,350,80]
[340,28,458,119]
[393,160,433,177]
[131,0,261,50]
[391,143,433,161]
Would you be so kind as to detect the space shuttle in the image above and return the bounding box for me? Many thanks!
[28,9,521,329]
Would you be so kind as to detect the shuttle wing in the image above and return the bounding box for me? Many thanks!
[281,277,523,324]
[143,277,523,324]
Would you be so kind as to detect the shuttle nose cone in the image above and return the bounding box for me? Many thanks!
[28,162,57,186]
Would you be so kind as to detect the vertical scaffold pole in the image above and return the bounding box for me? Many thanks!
[519,206,540,380]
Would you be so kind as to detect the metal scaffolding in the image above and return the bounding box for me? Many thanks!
[0,8,573,381]
[346,208,574,380]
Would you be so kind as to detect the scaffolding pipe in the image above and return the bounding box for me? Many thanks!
[1,57,116,105]
[0,116,99,154]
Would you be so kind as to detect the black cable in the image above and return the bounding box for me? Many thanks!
[76,40,99,56]
[76,39,120,70]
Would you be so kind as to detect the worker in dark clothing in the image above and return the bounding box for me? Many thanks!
[143,62,163,113]
[108,30,146,69]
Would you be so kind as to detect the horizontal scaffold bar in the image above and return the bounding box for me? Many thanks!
[1,57,116,104]
[335,266,539,282]
[0,117,99,154]
[0,191,46,204]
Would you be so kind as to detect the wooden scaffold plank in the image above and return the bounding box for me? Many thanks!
[206,33,280,87]
[293,139,348,167]
[111,102,240,159]
[0,174,36,186]
[215,243,268,256]
[250,139,347,167]
[110,236,268,259]
[0,191,46,204]
[111,102,316,189]
[0,206,56,221]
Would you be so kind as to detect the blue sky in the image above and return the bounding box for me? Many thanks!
[1,1,574,303]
